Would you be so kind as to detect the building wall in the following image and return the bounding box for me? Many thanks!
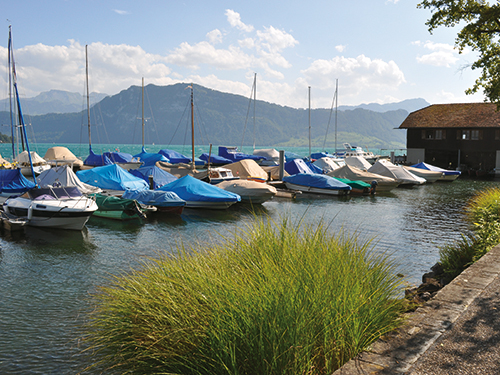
[406,128,500,170]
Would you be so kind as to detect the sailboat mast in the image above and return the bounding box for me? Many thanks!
[86,45,92,152]
[8,26,37,182]
[7,26,15,159]
[191,83,195,170]
[308,86,311,159]
[253,73,256,150]
[334,79,338,157]
[142,77,145,150]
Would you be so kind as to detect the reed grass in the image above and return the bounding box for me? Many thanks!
[85,216,406,374]
[439,187,500,280]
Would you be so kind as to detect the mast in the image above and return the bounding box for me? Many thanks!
[253,73,256,150]
[86,45,92,153]
[308,86,311,159]
[190,83,195,170]
[142,77,145,152]
[8,26,37,183]
[7,26,15,159]
[334,79,338,157]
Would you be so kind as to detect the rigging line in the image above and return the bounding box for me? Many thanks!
[145,86,158,145]
[167,94,190,145]
[322,83,337,152]
[240,77,255,150]
[194,102,210,146]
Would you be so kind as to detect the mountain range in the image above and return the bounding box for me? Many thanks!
[0,84,430,149]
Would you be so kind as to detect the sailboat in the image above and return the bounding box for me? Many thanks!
[82,46,142,170]
[3,27,98,230]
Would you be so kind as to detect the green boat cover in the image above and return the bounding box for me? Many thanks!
[89,193,146,220]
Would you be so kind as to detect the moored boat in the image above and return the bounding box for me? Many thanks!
[122,189,185,214]
[216,179,277,204]
[327,164,400,192]
[410,162,461,182]
[283,173,351,196]
[368,159,426,186]
[403,165,443,183]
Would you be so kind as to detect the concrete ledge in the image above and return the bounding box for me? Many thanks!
[332,244,500,374]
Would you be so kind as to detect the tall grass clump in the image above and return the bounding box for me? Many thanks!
[439,187,500,280]
[85,216,406,375]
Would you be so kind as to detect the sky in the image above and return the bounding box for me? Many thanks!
[0,0,487,109]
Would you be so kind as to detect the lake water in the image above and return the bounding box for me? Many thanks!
[0,143,498,374]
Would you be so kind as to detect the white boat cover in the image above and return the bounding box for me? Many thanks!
[216,180,277,203]
[38,165,102,194]
[327,165,399,191]
[344,156,373,171]
[43,147,84,168]
[222,159,268,180]
[261,165,289,181]
[369,159,426,185]
[403,166,443,183]
[253,148,280,165]
[16,150,47,166]
[313,157,343,173]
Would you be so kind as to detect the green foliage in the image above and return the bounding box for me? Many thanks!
[85,217,406,375]
[418,0,500,105]
[439,187,500,280]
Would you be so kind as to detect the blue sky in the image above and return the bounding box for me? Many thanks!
[0,0,485,109]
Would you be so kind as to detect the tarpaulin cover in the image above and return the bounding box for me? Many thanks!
[411,162,461,177]
[284,158,314,175]
[122,189,186,208]
[331,177,370,190]
[102,151,138,163]
[222,159,268,180]
[0,169,36,194]
[369,160,426,185]
[129,165,177,189]
[305,161,323,174]
[90,193,142,212]
[158,175,240,202]
[199,153,233,165]
[84,149,113,167]
[283,173,351,191]
[313,157,343,174]
[218,146,265,162]
[38,165,101,194]
[77,164,149,191]
[133,149,169,166]
[43,147,83,168]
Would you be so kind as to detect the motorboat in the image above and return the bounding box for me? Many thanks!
[222,159,269,181]
[283,173,351,196]
[218,146,266,163]
[122,189,186,214]
[403,165,443,183]
[43,146,84,170]
[216,180,277,204]
[3,186,98,230]
[76,164,149,193]
[16,150,51,176]
[339,143,380,164]
[410,162,461,182]
[89,193,147,220]
[368,159,426,186]
[327,164,400,192]
[344,156,373,171]
[313,157,345,174]
[157,175,240,209]
[37,165,101,194]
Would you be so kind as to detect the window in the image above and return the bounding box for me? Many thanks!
[423,129,445,140]
[457,129,482,140]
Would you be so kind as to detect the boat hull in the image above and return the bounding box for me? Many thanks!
[284,182,350,196]
[184,200,237,209]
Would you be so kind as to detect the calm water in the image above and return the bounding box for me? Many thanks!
[0,143,499,374]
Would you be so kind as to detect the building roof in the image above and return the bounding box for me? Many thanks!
[399,103,500,129]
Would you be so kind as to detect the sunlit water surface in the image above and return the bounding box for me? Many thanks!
[0,145,498,373]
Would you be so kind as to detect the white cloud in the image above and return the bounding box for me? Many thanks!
[225,9,254,32]
[206,29,223,45]
[335,45,346,53]
[257,26,298,52]
[113,9,129,15]
[415,41,459,67]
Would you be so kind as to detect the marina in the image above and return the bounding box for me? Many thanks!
[0,141,498,373]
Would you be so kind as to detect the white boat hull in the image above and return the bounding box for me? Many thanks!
[284,182,350,196]
[4,194,98,230]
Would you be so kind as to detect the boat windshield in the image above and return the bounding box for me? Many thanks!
[28,187,83,200]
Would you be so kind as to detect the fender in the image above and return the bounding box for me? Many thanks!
[28,204,33,220]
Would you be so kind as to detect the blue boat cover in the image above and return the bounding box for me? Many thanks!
[218,146,265,162]
[310,151,337,160]
[158,149,190,163]
[133,149,169,166]
[411,162,461,176]
[76,164,149,191]
[284,151,303,162]
[284,173,351,191]
[157,175,241,202]
[199,153,233,165]
[285,158,314,175]
[305,161,324,174]
[103,151,139,164]
[84,148,113,166]
[122,189,186,208]
[129,165,177,189]
[0,169,36,194]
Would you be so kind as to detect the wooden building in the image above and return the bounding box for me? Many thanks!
[399,103,500,173]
